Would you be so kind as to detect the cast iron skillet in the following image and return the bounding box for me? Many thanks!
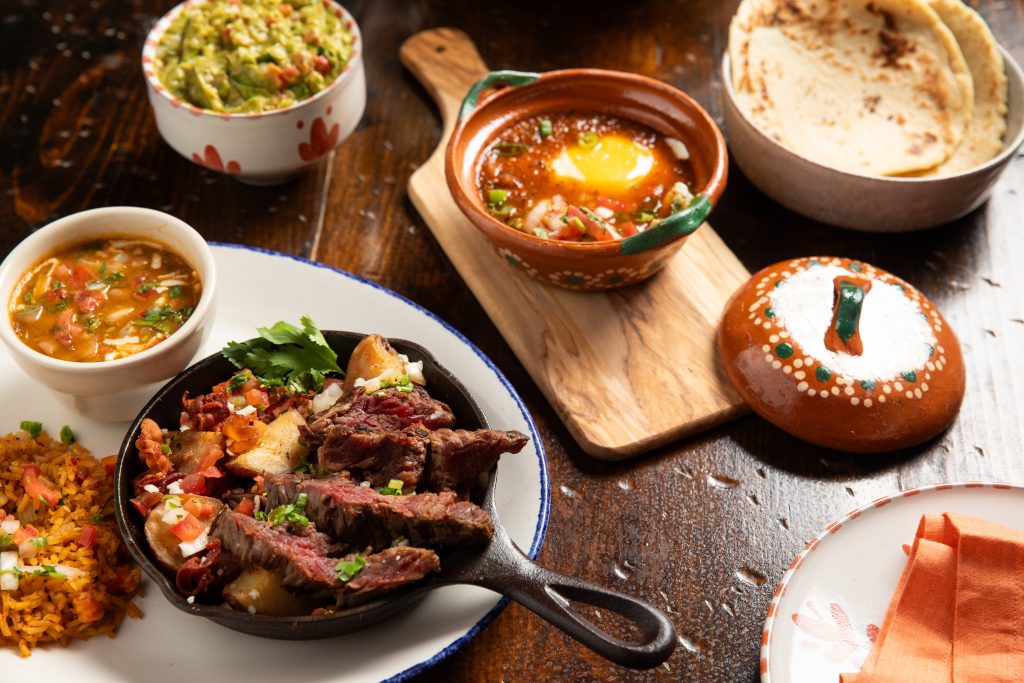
[115,331,676,669]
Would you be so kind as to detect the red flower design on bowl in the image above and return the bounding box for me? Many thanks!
[298,117,340,161]
[191,145,241,174]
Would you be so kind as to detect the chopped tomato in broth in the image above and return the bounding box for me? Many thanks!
[476,112,697,242]
[9,238,201,362]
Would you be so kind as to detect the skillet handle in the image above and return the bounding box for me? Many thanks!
[475,543,677,669]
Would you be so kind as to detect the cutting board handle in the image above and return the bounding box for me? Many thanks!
[400,28,491,131]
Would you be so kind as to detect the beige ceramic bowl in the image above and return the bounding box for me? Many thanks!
[721,49,1024,232]
[0,207,217,421]
[142,0,366,186]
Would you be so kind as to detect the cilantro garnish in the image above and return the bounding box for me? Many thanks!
[60,425,75,445]
[169,285,184,298]
[134,305,192,334]
[335,555,366,583]
[259,493,309,526]
[221,316,343,393]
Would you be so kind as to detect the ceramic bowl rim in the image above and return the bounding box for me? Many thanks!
[445,67,728,255]
[721,48,1024,183]
[0,206,217,376]
[141,0,363,121]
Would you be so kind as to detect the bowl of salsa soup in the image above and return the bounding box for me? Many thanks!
[142,0,366,185]
[0,207,216,421]
[446,68,727,291]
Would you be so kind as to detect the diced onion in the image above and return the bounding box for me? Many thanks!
[0,551,16,571]
[404,359,425,386]
[178,530,208,558]
[0,518,20,534]
[665,137,690,161]
[0,573,16,591]
[235,404,257,417]
[167,481,184,495]
[312,382,345,413]
[103,336,140,346]
[143,484,160,494]
[594,206,615,220]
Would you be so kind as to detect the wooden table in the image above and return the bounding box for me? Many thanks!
[3,1,1023,680]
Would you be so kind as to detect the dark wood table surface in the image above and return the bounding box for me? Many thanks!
[3,0,1023,680]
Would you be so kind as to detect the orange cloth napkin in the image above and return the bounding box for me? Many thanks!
[840,512,1024,682]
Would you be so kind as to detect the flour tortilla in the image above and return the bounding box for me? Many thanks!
[729,0,974,176]
[913,0,1007,174]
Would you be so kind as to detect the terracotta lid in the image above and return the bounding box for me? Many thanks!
[717,256,965,453]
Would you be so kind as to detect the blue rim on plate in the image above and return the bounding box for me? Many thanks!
[210,242,551,682]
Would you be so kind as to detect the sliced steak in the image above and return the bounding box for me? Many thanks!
[316,425,428,487]
[337,546,440,607]
[210,510,440,602]
[211,510,339,592]
[303,386,456,448]
[265,472,494,550]
[426,429,530,491]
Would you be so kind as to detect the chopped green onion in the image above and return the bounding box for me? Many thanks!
[160,443,171,455]
[378,479,405,496]
[52,280,63,291]
[30,536,48,548]
[493,142,529,157]
[92,513,104,523]
[137,283,156,294]
[20,421,43,439]
[22,293,33,304]
[489,204,513,217]
[488,189,509,206]
[36,564,67,579]
[539,119,552,138]
[638,212,655,224]
[532,228,549,239]
[570,217,586,233]
[577,131,599,149]
[0,533,12,549]
[264,494,309,526]
[335,555,366,583]
[60,425,75,445]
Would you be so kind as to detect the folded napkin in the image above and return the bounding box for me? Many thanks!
[840,512,1024,682]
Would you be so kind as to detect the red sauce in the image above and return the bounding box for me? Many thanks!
[477,112,696,242]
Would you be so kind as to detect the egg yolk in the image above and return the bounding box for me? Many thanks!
[550,134,654,192]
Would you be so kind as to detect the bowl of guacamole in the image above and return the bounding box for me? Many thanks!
[143,0,366,184]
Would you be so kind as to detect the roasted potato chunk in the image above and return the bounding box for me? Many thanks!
[167,430,225,473]
[144,494,224,572]
[343,334,406,392]
[223,568,320,616]
[224,408,308,477]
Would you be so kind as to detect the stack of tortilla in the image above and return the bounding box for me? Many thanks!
[728,0,1007,177]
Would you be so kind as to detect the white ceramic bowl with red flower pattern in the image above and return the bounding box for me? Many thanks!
[142,0,366,186]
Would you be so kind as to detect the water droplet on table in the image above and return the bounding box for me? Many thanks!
[678,634,702,654]
[558,484,578,499]
[612,562,634,580]
[616,479,632,491]
[707,473,739,489]
[735,567,767,587]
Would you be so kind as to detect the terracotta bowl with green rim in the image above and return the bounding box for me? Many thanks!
[445,69,728,291]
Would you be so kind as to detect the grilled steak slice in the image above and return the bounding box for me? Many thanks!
[265,473,494,550]
[426,429,530,491]
[316,425,428,487]
[211,510,440,602]
[211,510,339,592]
[303,386,456,448]
[337,546,440,607]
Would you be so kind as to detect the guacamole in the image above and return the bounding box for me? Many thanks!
[155,0,354,113]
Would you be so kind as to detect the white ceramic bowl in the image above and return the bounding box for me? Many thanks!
[722,48,1024,232]
[0,207,217,421]
[142,0,366,186]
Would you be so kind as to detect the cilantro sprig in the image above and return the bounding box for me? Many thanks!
[335,555,366,583]
[221,316,343,393]
[255,493,310,526]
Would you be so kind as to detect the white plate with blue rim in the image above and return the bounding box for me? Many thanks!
[0,243,549,683]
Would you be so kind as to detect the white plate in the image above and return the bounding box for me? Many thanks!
[0,243,550,683]
[761,482,1024,683]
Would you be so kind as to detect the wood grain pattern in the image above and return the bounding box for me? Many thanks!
[402,28,750,460]
[2,1,1024,681]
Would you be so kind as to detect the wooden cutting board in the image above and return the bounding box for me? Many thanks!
[401,28,750,460]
